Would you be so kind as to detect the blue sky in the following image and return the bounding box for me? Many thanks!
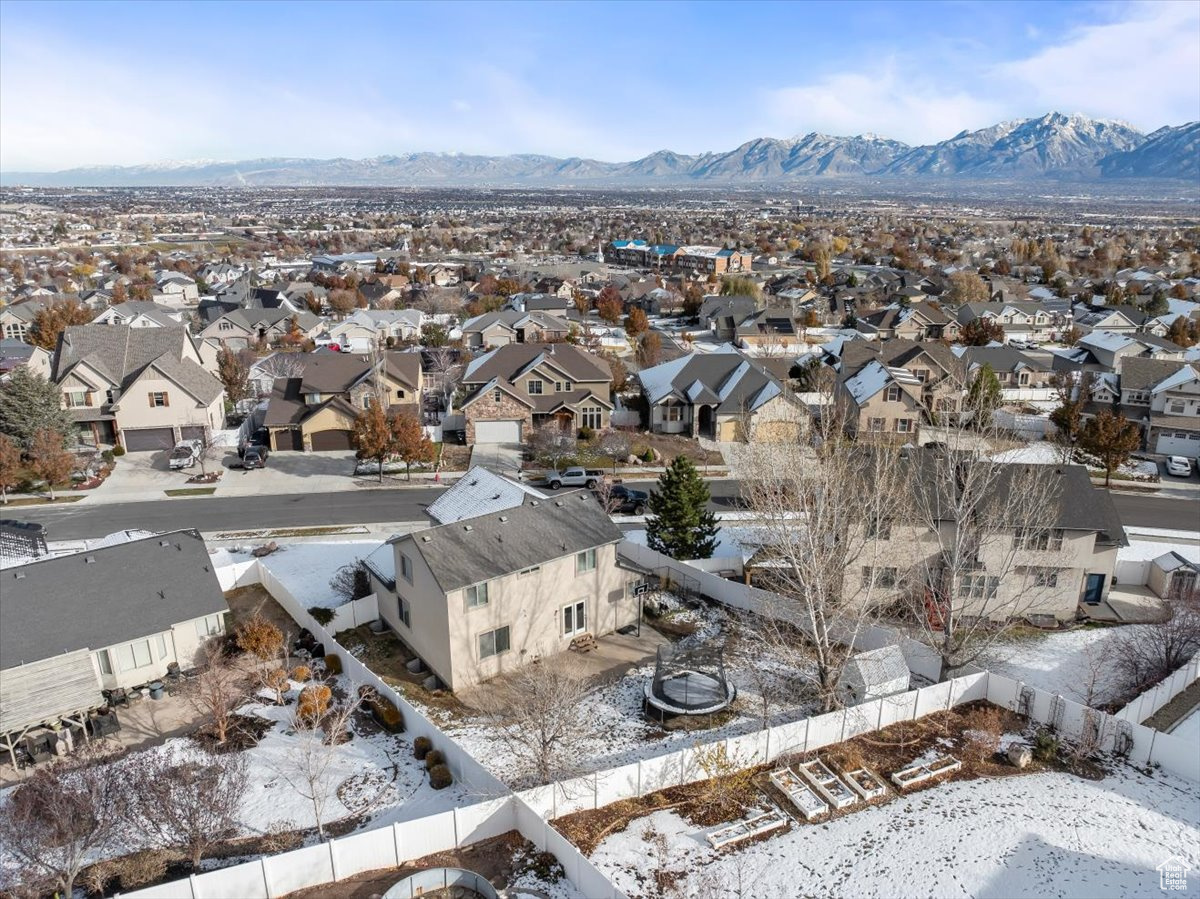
[1,0,1197,170]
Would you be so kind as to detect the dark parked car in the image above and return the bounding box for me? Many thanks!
[238,428,270,459]
[242,445,269,469]
[602,483,649,515]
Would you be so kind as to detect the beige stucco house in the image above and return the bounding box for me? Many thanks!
[366,490,635,690]
[52,324,225,450]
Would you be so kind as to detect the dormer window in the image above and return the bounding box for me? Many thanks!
[307,392,321,404]
[528,379,543,395]
[885,385,901,402]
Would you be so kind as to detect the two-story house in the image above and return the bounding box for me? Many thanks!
[958,346,1055,399]
[263,350,423,451]
[365,489,633,690]
[458,343,613,444]
[851,452,1126,622]
[956,301,1059,343]
[857,302,960,341]
[834,339,966,434]
[92,301,184,329]
[638,347,803,441]
[1119,360,1200,457]
[52,325,225,450]
[198,307,325,350]
[460,310,571,349]
[325,309,424,352]
[1073,305,1145,335]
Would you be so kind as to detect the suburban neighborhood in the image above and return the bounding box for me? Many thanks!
[0,2,1197,895]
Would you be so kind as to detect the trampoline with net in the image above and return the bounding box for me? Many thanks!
[643,643,737,721]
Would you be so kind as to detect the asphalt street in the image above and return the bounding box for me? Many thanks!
[10,478,1196,540]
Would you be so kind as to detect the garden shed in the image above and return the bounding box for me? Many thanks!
[839,645,910,703]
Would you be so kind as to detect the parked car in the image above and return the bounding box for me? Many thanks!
[546,467,604,490]
[238,428,269,459]
[602,483,649,515]
[242,445,269,469]
[1165,456,1193,477]
[168,439,202,470]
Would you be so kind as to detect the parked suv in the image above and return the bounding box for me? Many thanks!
[601,483,649,515]
[168,439,202,470]
[238,428,270,459]
[242,445,270,470]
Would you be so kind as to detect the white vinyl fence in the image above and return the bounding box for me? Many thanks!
[1112,655,1200,726]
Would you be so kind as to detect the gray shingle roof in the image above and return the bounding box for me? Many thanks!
[0,530,228,669]
[462,342,611,386]
[53,325,223,405]
[639,349,784,414]
[397,489,622,592]
[1119,358,1191,391]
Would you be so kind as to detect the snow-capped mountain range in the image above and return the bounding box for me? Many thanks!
[3,113,1196,187]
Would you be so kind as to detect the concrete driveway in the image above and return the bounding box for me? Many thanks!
[468,442,524,476]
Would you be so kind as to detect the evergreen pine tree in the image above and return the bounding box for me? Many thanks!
[646,456,719,560]
[0,368,73,449]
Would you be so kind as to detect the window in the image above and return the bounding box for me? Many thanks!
[1015,527,1064,551]
[1168,400,1186,415]
[861,566,898,588]
[868,417,885,432]
[115,639,153,671]
[885,385,901,403]
[493,389,502,402]
[361,394,372,409]
[563,601,587,636]
[528,379,543,395]
[148,391,169,408]
[400,553,413,584]
[396,389,406,399]
[518,565,541,577]
[397,596,411,627]
[576,548,596,574]
[581,407,603,430]
[555,381,573,392]
[1029,568,1060,588]
[478,625,511,660]
[105,388,116,404]
[465,581,489,609]
[958,575,1000,600]
[66,390,88,408]
[96,649,113,676]
[664,405,683,423]
[156,633,169,660]
[194,614,223,638]
[1018,372,1030,386]
[219,321,233,331]
[895,418,913,434]
[913,369,929,383]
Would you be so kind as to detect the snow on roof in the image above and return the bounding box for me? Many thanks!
[1151,364,1199,394]
[843,644,909,688]
[844,361,917,404]
[638,353,699,403]
[1079,330,1137,353]
[425,465,546,525]
[1153,551,1199,573]
[363,541,396,586]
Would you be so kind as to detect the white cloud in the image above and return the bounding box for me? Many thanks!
[762,60,1004,145]
[995,0,1200,130]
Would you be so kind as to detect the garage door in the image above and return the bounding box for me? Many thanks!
[475,420,522,443]
[1156,431,1200,456]
[310,429,354,451]
[122,427,175,452]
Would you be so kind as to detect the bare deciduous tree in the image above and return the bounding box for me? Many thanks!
[124,748,249,871]
[187,638,247,745]
[1109,599,1200,702]
[0,747,127,898]
[477,658,605,786]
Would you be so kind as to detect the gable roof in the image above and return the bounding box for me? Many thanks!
[638,348,783,414]
[960,346,1052,373]
[0,530,228,669]
[396,489,621,592]
[839,338,963,381]
[842,360,921,404]
[1119,358,1194,392]
[426,465,547,525]
[462,342,610,385]
[53,325,223,405]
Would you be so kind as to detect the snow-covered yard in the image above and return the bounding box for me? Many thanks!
[590,765,1200,899]
[977,626,1144,707]
[1170,705,1200,743]
[249,540,382,609]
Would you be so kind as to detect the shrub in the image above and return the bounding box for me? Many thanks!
[371,695,404,733]
[641,447,654,463]
[424,749,445,771]
[578,426,594,441]
[113,850,168,890]
[962,706,1004,762]
[111,445,126,456]
[413,736,432,760]
[308,606,335,627]
[297,684,332,726]
[101,449,115,464]
[322,652,342,676]
[291,665,311,682]
[516,850,564,884]
[1033,728,1060,763]
[236,613,284,663]
[429,763,453,790]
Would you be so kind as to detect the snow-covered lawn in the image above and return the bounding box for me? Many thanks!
[1169,705,1200,743]
[978,626,1143,706]
[256,540,383,609]
[423,596,823,782]
[590,765,1200,899]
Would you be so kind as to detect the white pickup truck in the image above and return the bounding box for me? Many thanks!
[541,467,604,490]
[168,439,203,470]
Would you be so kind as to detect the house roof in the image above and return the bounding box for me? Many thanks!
[843,360,920,404]
[638,348,783,415]
[960,346,1052,373]
[839,338,963,382]
[396,489,622,593]
[0,529,228,669]
[462,342,610,386]
[1119,358,1193,392]
[426,465,547,525]
[52,325,223,405]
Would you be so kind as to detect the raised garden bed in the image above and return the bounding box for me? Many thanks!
[844,767,887,800]
[705,810,788,850]
[769,767,828,820]
[798,758,858,810]
[890,755,963,790]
